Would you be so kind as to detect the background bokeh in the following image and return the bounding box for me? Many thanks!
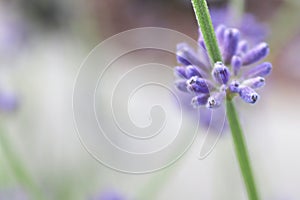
[0,0,300,199]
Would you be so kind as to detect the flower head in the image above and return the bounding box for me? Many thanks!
[174,24,272,109]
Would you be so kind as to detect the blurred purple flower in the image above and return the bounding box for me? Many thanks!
[0,91,18,112]
[209,7,268,44]
[0,4,28,59]
[90,190,127,200]
[0,188,28,200]
[174,24,272,129]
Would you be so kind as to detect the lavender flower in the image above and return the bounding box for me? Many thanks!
[174,24,272,109]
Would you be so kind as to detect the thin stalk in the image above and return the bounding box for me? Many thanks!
[226,99,259,200]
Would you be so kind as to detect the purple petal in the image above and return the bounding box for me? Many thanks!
[185,65,208,78]
[191,94,210,108]
[231,55,242,76]
[206,91,226,109]
[198,39,206,51]
[244,62,272,78]
[175,80,188,92]
[212,62,230,85]
[215,24,226,46]
[176,43,206,69]
[242,77,265,89]
[242,42,270,65]
[228,80,241,93]
[239,86,260,104]
[186,76,215,94]
[174,66,187,79]
[237,40,248,54]
[222,28,240,64]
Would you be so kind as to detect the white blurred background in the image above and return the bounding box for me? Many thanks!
[0,0,300,199]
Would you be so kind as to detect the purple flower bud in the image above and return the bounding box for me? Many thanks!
[206,91,226,109]
[239,86,260,104]
[229,80,241,93]
[186,76,214,94]
[231,55,242,76]
[242,42,270,65]
[174,66,187,79]
[185,65,207,78]
[176,43,206,68]
[244,62,272,78]
[223,28,240,64]
[191,94,210,108]
[237,40,248,54]
[212,62,230,84]
[215,24,226,46]
[242,76,265,89]
[175,80,188,92]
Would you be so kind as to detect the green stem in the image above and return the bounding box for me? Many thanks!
[226,99,259,200]
[191,0,222,64]
[0,127,44,200]
[191,0,260,199]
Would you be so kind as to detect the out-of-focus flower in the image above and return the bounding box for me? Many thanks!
[0,4,28,60]
[0,188,28,200]
[0,90,18,112]
[90,190,127,200]
[209,7,268,44]
[174,24,272,110]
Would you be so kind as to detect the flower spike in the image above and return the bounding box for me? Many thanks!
[174,23,272,108]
